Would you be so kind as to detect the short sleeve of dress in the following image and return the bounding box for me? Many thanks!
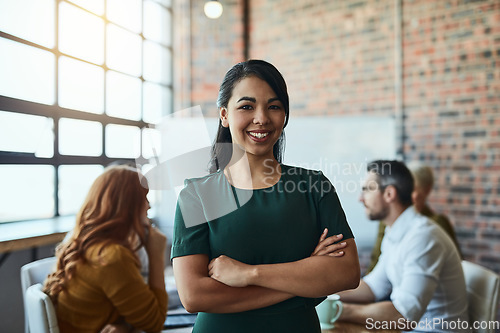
[315,171,354,240]
[171,180,211,259]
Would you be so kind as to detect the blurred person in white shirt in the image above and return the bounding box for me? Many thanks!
[337,160,469,333]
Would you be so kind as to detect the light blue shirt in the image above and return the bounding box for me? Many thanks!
[364,206,470,332]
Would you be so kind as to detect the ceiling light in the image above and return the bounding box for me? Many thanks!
[204,0,223,19]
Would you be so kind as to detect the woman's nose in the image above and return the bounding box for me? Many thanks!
[253,107,270,125]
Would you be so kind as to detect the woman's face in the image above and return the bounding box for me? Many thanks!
[141,193,150,221]
[220,76,286,160]
[411,183,428,213]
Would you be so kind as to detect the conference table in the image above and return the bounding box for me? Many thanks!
[162,321,401,332]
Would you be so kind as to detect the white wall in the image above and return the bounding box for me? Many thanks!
[284,116,396,247]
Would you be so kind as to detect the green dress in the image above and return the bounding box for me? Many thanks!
[171,164,354,333]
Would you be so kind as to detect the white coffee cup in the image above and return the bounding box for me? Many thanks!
[315,294,343,329]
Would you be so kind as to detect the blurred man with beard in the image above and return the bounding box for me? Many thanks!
[336,160,469,332]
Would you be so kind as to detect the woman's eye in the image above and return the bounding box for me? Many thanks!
[269,105,281,110]
[240,105,253,110]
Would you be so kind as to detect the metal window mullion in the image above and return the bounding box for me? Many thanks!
[140,0,146,158]
[53,114,61,216]
[54,0,61,217]
[103,0,108,165]
[0,31,53,53]
[0,96,147,127]
[0,154,136,165]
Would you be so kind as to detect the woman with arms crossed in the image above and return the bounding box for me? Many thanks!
[172,60,359,332]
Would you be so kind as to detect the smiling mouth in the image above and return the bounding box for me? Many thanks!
[248,131,270,139]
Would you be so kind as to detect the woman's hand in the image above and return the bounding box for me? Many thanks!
[144,222,167,290]
[208,255,254,288]
[144,222,167,259]
[311,228,347,257]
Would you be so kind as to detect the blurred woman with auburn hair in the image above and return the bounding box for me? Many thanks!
[44,165,168,333]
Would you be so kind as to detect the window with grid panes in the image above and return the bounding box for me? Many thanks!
[0,0,172,223]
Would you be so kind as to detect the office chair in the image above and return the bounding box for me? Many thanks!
[461,260,500,333]
[25,283,59,333]
[21,257,57,333]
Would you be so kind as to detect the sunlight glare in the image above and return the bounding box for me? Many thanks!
[0,0,55,48]
[107,0,142,33]
[0,111,54,158]
[59,2,104,65]
[59,118,103,156]
[106,23,142,76]
[67,0,104,15]
[59,56,104,113]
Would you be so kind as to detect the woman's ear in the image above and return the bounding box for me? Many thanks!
[220,107,229,128]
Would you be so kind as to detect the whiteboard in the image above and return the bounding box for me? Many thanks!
[283,116,396,248]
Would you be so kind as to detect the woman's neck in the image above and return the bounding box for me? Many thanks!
[224,153,281,189]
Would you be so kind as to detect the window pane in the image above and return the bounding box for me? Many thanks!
[151,0,171,8]
[142,128,161,160]
[0,111,54,158]
[106,71,141,120]
[0,38,55,105]
[59,56,104,114]
[143,82,170,124]
[144,0,171,46]
[107,0,142,33]
[105,124,141,158]
[59,118,102,156]
[59,164,103,215]
[0,0,55,48]
[67,0,104,16]
[107,23,142,76]
[0,165,54,222]
[143,41,171,85]
[59,2,104,65]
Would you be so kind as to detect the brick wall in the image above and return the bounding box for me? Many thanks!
[173,0,245,116]
[250,0,397,118]
[401,0,500,274]
[175,0,500,276]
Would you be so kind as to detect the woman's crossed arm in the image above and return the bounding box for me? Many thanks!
[173,231,359,313]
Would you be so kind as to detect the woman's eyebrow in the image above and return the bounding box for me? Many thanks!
[237,96,256,103]
[236,97,280,103]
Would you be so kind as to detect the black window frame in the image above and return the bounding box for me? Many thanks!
[0,0,173,222]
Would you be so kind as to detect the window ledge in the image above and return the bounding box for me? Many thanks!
[0,216,74,253]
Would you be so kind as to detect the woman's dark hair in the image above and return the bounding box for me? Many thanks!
[208,60,290,173]
[367,160,414,206]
